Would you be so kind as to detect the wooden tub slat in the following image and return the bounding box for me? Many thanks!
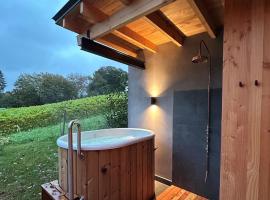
[56,138,155,200]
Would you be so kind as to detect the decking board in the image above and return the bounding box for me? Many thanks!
[157,185,207,200]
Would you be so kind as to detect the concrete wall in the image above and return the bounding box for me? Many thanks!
[128,33,223,180]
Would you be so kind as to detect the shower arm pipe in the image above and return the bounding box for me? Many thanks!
[199,40,212,183]
[67,120,84,200]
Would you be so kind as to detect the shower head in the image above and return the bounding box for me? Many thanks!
[192,40,210,64]
[192,54,208,63]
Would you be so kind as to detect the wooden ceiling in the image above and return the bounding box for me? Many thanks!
[54,0,224,59]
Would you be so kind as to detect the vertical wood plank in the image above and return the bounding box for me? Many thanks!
[120,146,131,200]
[76,150,87,198]
[73,151,77,195]
[59,148,68,192]
[259,1,270,199]
[58,148,62,190]
[126,147,131,200]
[246,0,264,199]
[142,141,148,200]
[259,66,270,199]
[130,144,137,200]
[120,147,127,200]
[110,149,120,200]
[76,151,82,196]
[147,139,155,199]
[99,150,111,200]
[220,0,252,199]
[87,151,99,200]
[137,142,143,200]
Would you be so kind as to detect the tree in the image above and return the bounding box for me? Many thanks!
[87,66,128,96]
[38,73,77,104]
[0,70,6,93]
[13,74,41,107]
[10,73,77,107]
[67,73,89,98]
[0,92,18,108]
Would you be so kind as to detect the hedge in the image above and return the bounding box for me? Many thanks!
[0,93,127,136]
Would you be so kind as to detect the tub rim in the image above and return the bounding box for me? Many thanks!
[57,128,155,151]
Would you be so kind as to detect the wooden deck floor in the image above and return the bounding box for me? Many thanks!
[42,181,207,200]
[157,185,207,200]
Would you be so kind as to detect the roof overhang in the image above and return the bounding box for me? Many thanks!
[53,0,81,24]
[53,0,223,69]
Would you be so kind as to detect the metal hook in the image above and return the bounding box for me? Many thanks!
[254,80,259,86]
[239,81,244,87]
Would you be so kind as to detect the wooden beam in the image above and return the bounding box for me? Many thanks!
[79,1,157,53]
[79,1,108,24]
[187,0,217,38]
[62,14,90,34]
[145,10,185,46]
[89,0,176,40]
[119,0,134,5]
[60,2,93,34]
[77,36,145,69]
[96,33,139,58]
[113,27,158,53]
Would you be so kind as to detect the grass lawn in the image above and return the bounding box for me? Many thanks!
[0,115,107,200]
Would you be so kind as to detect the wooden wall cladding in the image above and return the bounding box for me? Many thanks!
[59,139,155,200]
[220,0,270,199]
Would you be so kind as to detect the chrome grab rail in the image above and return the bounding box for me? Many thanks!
[67,120,84,200]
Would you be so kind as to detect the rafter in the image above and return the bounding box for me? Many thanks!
[89,0,176,40]
[96,34,139,58]
[187,0,217,38]
[113,27,158,53]
[145,10,185,46]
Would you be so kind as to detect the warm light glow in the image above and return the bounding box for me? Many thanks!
[148,85,161,97]
[144,63,172,98]
[140,56,174,134]
[140,103,165,130]
[150,104,158,110]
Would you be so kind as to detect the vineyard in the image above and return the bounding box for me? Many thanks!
[0,93,127,136]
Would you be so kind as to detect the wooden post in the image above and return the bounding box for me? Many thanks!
[220,0,270,199]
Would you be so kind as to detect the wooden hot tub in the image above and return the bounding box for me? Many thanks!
[57,128,155,200]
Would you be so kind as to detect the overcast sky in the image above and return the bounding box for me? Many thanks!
[0,0,127,91]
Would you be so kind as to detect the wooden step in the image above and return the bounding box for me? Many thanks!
[41,180,68,200]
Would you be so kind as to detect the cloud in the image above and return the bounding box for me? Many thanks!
[0,0,127,91]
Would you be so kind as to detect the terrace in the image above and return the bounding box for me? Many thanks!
[30,0,270,199]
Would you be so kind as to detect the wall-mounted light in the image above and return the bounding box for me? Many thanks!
[150,97,157,105]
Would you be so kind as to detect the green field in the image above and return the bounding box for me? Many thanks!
[0,115,107,200]
[0,95,109,136]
